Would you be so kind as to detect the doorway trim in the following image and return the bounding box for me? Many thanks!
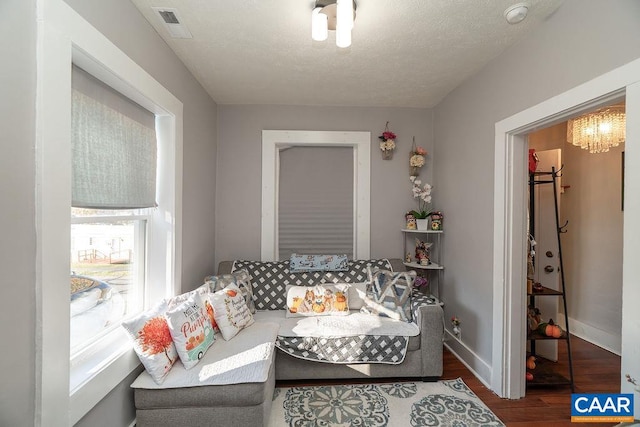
[491,58,640,399]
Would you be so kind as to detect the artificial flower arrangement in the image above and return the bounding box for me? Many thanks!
[409,137,427,176]
[379,121,396,160]
[414,275,429,290]
[409,176,433,219]
[451,316,461,338]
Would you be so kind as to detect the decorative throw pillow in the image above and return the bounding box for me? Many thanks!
[167,284,218,331]
[285,284,351,317]
[210,283,255,341]
[289,254,349,272]
[345,282,368,310]
[121,300,178,384]
[205,269,256,313]
[165,292,216,369]
[360,267,415,322]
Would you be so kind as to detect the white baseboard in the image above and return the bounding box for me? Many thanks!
[557,313,621,356]
[444,330,493,389]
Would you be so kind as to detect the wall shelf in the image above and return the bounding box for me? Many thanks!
[402,228,444,300]
[403,261,443,270]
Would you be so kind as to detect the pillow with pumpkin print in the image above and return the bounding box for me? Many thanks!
[285,284,351,318]
[167,284,219,332]
[165,291,216,369]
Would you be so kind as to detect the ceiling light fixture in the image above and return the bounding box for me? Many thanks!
[504,3,529,25]
[567,105,626,153]
[311,0,356,48]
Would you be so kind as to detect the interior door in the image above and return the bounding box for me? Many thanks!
[531,149,561,361]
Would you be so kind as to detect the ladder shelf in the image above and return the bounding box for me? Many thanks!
[527,166,575,392]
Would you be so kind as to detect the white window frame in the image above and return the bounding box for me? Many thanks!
[69,213,147,383]
[35,0,183,425]
[261,130,370,261]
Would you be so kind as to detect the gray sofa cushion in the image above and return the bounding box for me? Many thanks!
[231,259,392,310]
[135,361,275,409]
[135,362,275,427]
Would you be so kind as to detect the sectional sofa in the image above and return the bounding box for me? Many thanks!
[131,258,444,426]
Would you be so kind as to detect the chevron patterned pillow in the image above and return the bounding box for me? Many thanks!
[361,267,416,322]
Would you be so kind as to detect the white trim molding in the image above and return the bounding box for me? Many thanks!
[445,333,493,389]
[261,130,371,261]
[556,313,621,356]
[492,57,640,399]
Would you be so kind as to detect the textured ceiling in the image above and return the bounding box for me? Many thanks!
[131,0,564,108]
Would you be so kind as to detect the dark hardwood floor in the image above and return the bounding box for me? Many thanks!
[442,335,621,426]
[276,335,621,426]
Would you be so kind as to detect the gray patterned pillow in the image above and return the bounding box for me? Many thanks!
[205,269,256,313]
[361,267,415,322]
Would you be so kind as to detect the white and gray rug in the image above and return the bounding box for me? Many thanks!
[268,378,504,426]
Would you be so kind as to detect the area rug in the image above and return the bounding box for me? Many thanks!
[268,378,505,426]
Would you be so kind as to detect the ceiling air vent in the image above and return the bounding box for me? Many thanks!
[152,7,193,39]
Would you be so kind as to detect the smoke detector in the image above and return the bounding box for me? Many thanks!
[504,3,529,25]
[152,7,193,39]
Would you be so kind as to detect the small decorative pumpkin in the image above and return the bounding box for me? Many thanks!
[526,355,536,370]
[537,319,563,338]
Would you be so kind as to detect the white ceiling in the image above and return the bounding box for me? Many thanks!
[131,0,564,108]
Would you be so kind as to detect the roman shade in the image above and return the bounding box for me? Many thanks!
[71,65,157,209]
[278,146,354,260]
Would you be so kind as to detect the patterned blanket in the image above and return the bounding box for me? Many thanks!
[275,335,409,364]
[273,294,439,364]
[232,259,438,364]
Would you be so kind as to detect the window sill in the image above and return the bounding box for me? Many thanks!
[69,328,140,424]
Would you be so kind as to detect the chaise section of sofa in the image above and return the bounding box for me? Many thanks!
[135,362,275,427]
[132,321,279,427]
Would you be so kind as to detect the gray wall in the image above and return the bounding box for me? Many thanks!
[434,0,640,365]
[0,0,218,425]
[0,0,37,426]
[564,143,624,342]
[530,123,624,350]
[215,105,434,268]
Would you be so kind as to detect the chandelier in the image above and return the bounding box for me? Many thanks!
[311,0,356,48]
[566,105,626,153]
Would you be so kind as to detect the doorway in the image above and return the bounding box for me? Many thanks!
[525,117,624,391]
[490,57,640,401]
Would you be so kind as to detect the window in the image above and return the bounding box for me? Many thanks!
[69,65,157,355]
[261,130,370,261]
[70,210,147,353]
[36,2,183,423]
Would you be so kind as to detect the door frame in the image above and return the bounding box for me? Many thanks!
[491,58,640,399]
